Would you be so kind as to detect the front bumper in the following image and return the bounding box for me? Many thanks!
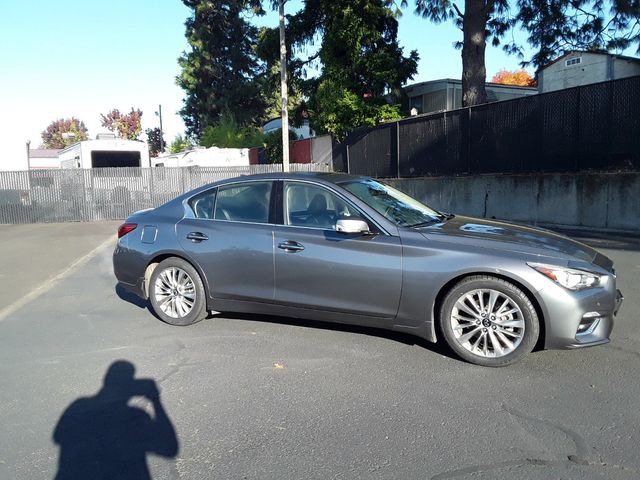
[614,289,624,316]
[540,274,622,350]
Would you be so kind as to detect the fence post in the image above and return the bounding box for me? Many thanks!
[82,169,89,222]
[396,120,401,178]
[346,142,350,174]
[575,87,581,170]
[467,107,472,173]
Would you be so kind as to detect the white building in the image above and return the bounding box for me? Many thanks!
[405,78,538,115]
[27,149,61,169]
[537,51,640,93]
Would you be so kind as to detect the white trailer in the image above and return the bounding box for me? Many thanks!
[152,146,249,168]
[59,138,151,169]
[57,137,152,218]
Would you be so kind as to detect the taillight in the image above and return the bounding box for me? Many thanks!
[118,223,138,238]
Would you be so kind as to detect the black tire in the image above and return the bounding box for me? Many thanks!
[439,276,539,367]
[149,257,207,326]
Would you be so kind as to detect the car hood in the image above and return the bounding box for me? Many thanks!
[419,215,612,270]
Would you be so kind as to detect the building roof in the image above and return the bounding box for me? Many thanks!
[29,149,60,158]
[405,78,537,95]
[538,50,640,72]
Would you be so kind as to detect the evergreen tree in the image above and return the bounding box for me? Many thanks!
[281,0,419,139]
[177,1,267,137]
[406,0,513,107]
[145,128,165,157]
[517,0,640,69]
[405,0,640,107]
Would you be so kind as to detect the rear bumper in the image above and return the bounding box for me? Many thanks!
[116,278,147,300]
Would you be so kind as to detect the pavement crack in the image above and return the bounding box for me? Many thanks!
[430,404,639,479]
[502,403,590,459]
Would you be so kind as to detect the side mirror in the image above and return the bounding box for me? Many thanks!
[336,218,370,234]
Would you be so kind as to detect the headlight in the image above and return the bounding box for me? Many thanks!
[528,263,601,291]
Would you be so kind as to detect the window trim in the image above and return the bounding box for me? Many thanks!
[565,57,582,67]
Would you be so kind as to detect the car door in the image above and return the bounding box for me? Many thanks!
[273,180,402,318]
[176,180,275,302]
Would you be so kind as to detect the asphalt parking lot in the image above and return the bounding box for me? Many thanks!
[1,223,639,479]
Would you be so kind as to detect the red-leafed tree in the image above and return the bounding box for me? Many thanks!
[100,108,143,140]
[490,69,537,87]
[40,117,89,149]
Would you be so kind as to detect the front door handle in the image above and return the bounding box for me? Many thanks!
[278,241,305,252]
[186,232,209,242]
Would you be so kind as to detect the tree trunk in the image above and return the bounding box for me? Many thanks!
[461,0,488,107]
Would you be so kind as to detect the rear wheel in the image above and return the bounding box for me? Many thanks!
[149,257,207,326]
[439,276,539,367]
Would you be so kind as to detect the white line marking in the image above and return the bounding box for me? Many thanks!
[0,235,116,322]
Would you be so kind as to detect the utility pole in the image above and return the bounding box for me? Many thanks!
[156,105,164,153]
[279,0,290,172]
[25,140,31,170]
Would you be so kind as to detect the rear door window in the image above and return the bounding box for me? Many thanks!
[188,189,217,219]
[214,181,273,223]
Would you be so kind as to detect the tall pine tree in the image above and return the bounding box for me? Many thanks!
[279,0,419,138]
[177,1,267,137]
[518,0,640,69]
[405,0,640,107]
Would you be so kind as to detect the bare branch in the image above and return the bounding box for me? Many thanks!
[452,3,464,19]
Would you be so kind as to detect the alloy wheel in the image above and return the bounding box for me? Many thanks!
[450,288,525,358]
[154,267,196,319]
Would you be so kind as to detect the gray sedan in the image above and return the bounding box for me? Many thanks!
[113,173,623,367]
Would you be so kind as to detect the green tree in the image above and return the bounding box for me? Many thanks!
[517,0,640,69]
[275,0,418,139]
[100,108,143,140]
[200,114,266,148]
[177,0,267,137]
[313,80,401,138]
[263,128,299,164]
[405,0,640,107]
[40,118,88,149]
[145,127,165,157]
[169,134,194,154]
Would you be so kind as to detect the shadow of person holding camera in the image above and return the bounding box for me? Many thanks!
[52,360,179,480]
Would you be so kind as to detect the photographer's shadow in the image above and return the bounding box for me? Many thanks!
[52,360,179,480]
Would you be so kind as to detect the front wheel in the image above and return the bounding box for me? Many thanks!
[439,276,539,367]
[149,257,207,326]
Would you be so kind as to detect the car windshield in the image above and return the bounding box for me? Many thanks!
[341,179,444,227]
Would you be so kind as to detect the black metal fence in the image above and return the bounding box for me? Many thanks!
[0,164,331,224]
[333,75,640,177]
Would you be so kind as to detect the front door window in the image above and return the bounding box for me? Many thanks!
[284,182,356,230]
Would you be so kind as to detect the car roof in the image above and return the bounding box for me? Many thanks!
[165,171,373,207]
[223,171,369,184]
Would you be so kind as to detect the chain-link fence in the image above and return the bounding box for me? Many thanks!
[333,75,640,177]
[0,163,331,224]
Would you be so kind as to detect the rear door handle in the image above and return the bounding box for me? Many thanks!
[186,232,209,242]
[278,241,305,252]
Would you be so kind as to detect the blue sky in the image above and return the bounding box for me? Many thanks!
[0,0,532,170]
